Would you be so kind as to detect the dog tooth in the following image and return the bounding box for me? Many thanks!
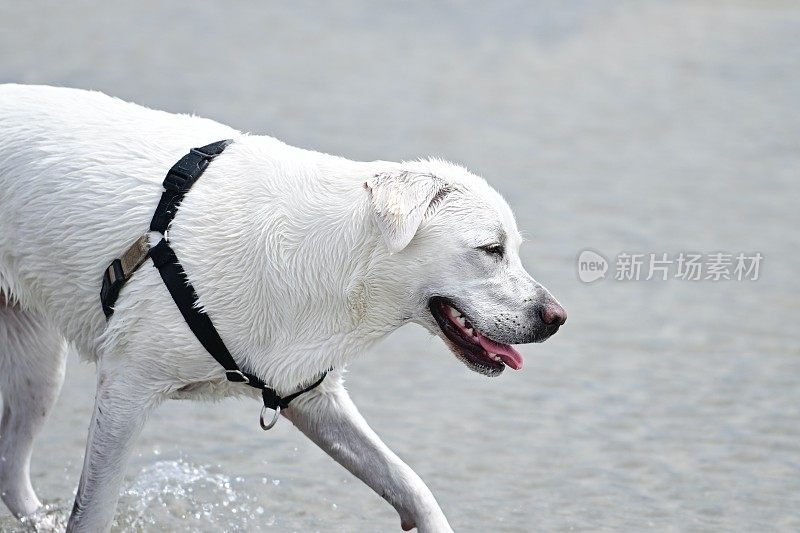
[465,328,473,336]
[456,316,466,326]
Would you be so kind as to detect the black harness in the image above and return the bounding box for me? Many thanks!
[100,140,327,430]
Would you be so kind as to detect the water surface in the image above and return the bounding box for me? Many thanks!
[1,1,798,531]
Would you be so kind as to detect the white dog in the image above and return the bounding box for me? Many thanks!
[0,84,566,532]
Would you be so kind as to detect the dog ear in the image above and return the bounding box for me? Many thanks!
[364,171,446,254]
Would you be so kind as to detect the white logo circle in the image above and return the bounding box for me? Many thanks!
[577,250,608,283]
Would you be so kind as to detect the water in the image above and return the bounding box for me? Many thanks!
[1,1,799,531]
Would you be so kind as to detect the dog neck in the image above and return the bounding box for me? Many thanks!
[173,137,409,390]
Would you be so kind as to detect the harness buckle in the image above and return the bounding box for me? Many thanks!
[163,154,208,191]
[260,404,281,431]
[100,235,151,320]
[225,370,250,384]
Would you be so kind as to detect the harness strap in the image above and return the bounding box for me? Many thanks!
[150,140,232,234]
[262,371,328,410]
[99,139,328,428]
[149,239,268,389]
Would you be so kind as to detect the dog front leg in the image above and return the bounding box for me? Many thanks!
[66,361,162,533]
[282,375,453,533]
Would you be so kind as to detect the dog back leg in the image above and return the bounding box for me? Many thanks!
[0,295,67,517]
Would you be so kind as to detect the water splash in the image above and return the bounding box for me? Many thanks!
[16,501,70,532]
[2,459,275,532]
[116,459,271,531]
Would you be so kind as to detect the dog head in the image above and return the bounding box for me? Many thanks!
[364,159,566,376]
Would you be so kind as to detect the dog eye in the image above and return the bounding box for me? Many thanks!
[479,244,505,257]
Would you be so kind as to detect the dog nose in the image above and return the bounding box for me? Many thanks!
[540,303,567,326]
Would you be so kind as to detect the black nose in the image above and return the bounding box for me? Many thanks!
[540,303,567,326]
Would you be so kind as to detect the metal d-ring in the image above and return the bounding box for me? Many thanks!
[260,405,281,431]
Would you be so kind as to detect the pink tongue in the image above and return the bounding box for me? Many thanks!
[476,335,524,370]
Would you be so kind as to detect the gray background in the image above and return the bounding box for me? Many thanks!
[1,1,799,531]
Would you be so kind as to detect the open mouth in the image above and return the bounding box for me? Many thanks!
[429,296,523,377]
